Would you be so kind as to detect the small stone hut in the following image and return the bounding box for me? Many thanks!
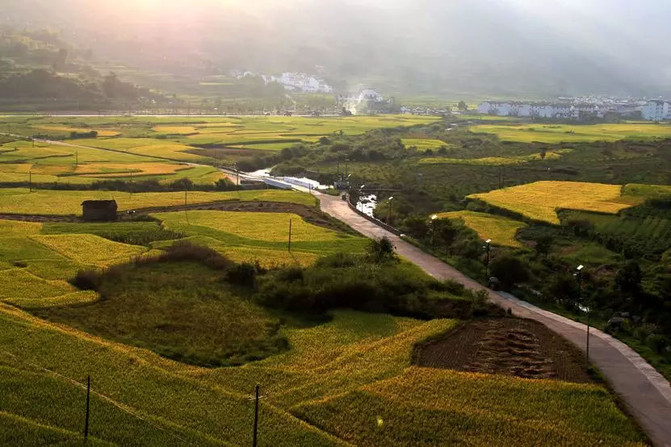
[81,200,118,222]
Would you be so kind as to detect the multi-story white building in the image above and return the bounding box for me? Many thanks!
[641,100,670,121]
[263,72,333,94]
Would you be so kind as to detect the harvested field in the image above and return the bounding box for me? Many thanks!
[414,317,591,383]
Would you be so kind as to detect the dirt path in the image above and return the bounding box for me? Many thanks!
[314,190,671,447]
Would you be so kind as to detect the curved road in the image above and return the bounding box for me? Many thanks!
[314,190,671,447]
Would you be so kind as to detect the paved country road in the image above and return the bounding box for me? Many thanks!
[315,190,671,447]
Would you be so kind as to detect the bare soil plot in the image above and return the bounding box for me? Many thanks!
[414,317,591,383]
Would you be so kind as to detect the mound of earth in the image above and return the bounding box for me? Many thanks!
[413,317,591,383]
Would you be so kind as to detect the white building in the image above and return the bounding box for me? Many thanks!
[264,72,333,94]
[477,101,608,120]
[641,100,670,121]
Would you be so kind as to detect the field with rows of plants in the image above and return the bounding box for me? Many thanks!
[0,301,647,445]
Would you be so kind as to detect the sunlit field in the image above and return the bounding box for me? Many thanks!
[0,114,441,186]
[437,210,527,247]
[468,181,643,224]
[152,210,368,266]
[471,123,671,143]
[0,188,315,215]
[0,304,646,446]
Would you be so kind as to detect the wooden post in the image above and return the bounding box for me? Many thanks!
[29,170,32,193]
[84,375,91,441]
[252,385,260,447]
[288,219,292,252]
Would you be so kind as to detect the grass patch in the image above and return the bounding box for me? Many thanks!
[472,123,671,143]
[37,261,288,367]
[436,211,527,247]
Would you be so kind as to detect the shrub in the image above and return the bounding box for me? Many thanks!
[71,268,103,291]
[225,263,257,287]
[490,255,529,289]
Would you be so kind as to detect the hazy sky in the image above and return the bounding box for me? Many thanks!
[4,0,670,95]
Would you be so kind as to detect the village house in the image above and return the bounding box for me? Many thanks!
[81,200,118,222]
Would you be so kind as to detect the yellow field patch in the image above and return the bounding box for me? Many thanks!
[0,188,315,215]
[468,181,641,224]
[152,126,198,134]
[157,210,340,243]
[472,123,671,143]
[73,162,188,177]
[437,211,526,247]
[30,234,147,267]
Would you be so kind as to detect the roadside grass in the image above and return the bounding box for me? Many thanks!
[471,123,671,144]
[468,181,642,224]
[0,188,316,215]
[437,210,527,247]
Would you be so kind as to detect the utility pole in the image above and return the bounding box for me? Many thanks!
[575,264,589,366]
[252,385,260,447]
[387,197,394,224]
[484,239,492,278]
[288,219,292,252]
[84,375,91,441]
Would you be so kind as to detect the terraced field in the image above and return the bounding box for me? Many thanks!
[471,123,671,143]
[153,210,368,266]
[468,181,643,224]
[437,210,527,247]
[0,188,315,215]
[0,304,646,446]
[1,114,441,186]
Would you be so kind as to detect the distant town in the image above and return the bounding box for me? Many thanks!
[476,98,670,121]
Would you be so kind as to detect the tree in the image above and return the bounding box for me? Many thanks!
[457,101,468,112]
[401,215,430,241]
[490,255,529,289]
[433,218,457,253]
[534,235,553,256]
[615,260,642,296]
[367,237,396,263]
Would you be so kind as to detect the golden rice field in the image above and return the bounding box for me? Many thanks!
[437,210,527,247]
[468,181,642,224]
[0,306,646,445]
[471,123,671,143]
[152,210,368,267]
[0,188,316,215]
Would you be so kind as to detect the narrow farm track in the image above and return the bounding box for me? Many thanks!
[314,190,671,447]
